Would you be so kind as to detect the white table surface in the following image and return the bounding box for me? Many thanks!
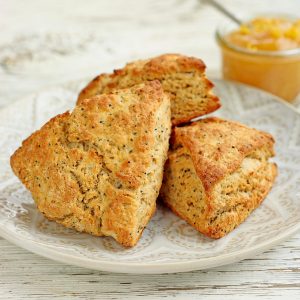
[0,0,300,299]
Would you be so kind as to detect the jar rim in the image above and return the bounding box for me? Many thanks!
[216,15,300,57]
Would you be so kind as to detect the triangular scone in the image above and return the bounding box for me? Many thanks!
[10,81,171,247]
[77,54,220,126]
[160,117,277,238]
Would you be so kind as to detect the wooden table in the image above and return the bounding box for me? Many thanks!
[0,0,299,298]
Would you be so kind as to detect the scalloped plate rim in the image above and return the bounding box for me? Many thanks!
[0,214,299,274]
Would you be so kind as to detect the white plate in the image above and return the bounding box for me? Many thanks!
[0,79,300,274]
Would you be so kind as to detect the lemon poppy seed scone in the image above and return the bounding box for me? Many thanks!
[10,81,171,247]
[77,54,221,125]
[160,117,277,238]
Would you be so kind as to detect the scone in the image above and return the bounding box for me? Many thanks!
[160,117,277,238]
[10,81,171,247]
[77,53,221,126]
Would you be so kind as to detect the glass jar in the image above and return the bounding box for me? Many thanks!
[216,18,300,102]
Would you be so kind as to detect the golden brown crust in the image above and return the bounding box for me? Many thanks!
[77,53,221,126]
[164,162,277,238]
[11,81,171,247]
[206,163,277,238]
[78,54,207,101]
[161,117,277,239]
[173,117,275,191]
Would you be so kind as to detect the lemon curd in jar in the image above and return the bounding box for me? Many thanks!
[217,17,300,101]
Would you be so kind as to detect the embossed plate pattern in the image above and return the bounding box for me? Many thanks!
[0,79,299,274]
